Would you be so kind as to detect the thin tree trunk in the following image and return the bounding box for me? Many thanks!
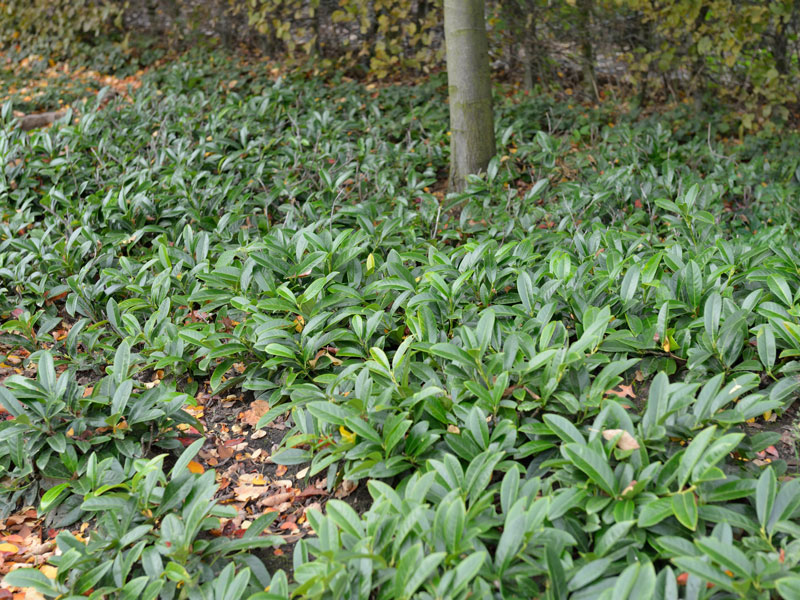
[577,0,597,99]
[444,0,495,192]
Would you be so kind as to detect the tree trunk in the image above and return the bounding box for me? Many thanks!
[444,0,495,192]
[576,0,597,99]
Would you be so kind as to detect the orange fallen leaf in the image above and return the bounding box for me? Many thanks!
[275,465,287,477]
[605,384,635,399]
[240,399,270,427]
[187,460,205,474]
[2,534,25,545]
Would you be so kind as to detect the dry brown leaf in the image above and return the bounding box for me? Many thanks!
[259,491,295,508]
[233,485,266,502]
[241,400,270,427]
[334,479,358,499]
[602,429,640,451]
[605,384,635,399]
[297,486,327,498]
[781,429,795,447]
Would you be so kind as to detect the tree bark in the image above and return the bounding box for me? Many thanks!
[444,0,495,192]
[576,0,597,99]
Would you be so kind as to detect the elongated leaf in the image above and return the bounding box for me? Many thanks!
[676,426,716,489]
[755,467,776,530]
[671,490,697,531]
[429,343,476,370]
[562,443,617,497]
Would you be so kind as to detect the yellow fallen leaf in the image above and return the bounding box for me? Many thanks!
[41,564,58,579]
[602,429,640,451]
[187,460,205,474]
[0,541,19,553]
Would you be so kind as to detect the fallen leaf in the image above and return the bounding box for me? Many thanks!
[605,384,635,399]
[296,466,309,479]
[251,430,267,440]
[0,542,19,553]
[447,425,460,434]
[217,445,234,460]
[240,400,270,427]
[259,491,295,508]
[297,486,327,498]
[602,429,640,451]
[275,465,287,477]
[334,479,357,499]
[781,429,795,447]
[239,473,267,485]
[3,535,25,545]
[23,589,46,600]
[233,485,266,502]
[187,461,205,474]
[40,565,58,579]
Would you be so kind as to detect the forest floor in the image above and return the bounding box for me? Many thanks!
[2,48,800,599]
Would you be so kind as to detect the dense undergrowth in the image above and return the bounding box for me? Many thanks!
[2,53,800,599]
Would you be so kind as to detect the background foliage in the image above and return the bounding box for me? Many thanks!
[2,0,799,122]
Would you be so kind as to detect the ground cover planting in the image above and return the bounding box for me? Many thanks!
[2,51,800,599]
